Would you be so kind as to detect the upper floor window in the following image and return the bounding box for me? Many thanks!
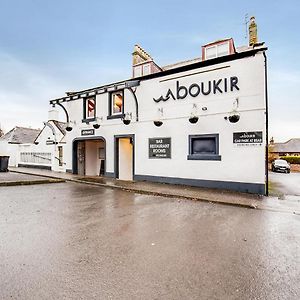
[108,90,124,119]
[205,42,230,60]
[83,96,96,122]
[202,39,235,61]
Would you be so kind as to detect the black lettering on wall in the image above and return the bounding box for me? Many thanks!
[189,83,201,97]
[213,79,223,94]
[230,76,240,91]
[201,81,211,95]
[176,81,188,99]
[224,78,228,92]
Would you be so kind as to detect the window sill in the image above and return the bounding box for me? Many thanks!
[107,114,124,120]
[187,154,221,161]
[82,117,96,123]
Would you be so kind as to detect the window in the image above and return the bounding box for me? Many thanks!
[143,64,150,75]
[58,146,63,166]
[83,96,96,122]
[133,66,142,77]
[188,134,221,161]
[108,91,124,119]
[204,41,230,60]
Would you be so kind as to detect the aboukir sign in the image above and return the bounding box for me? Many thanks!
[153,76,239,103]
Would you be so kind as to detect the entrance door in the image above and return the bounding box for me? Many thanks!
[117,137,133,181]
[77,141,85,176]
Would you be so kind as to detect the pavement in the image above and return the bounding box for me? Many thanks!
[5,167,300,214]
[0,181,299,299]
[0,170,65,186]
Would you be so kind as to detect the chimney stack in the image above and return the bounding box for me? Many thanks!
[132,44,152,66]
[249,16,258,46]
[48,109,59,121]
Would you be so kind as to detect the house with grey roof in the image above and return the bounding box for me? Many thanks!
[0,127,40,166]
[270,138,300,156]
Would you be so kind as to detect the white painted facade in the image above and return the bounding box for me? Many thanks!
[52,46,268,194]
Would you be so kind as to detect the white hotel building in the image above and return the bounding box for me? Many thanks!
[49,18,268,195]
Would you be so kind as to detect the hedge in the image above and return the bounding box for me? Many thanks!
[280,156,300,164]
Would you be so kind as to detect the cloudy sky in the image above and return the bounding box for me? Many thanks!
[0,0,299,142]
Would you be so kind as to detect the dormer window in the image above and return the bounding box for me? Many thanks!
[202,39,235,61]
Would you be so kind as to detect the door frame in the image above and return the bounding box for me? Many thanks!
[72,136,106,175]
[114,134,135,180]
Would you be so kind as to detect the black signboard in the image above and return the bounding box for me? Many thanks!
[149,138,171,158]
[233,131,263,144]
[81,129,95,136]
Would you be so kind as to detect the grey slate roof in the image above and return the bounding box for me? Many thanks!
[270,139,300,153]
[0,126,40,144]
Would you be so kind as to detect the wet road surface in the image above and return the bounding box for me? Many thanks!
[0,182,299,299]
[269,171,300,197]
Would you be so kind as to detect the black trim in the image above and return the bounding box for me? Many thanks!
[188,134,221,161]
[82,117,96,123]
[114,134,135,180]
[105,172,115,178]
[108,90,124,119]
[49,47,267,104]
[66,169,72,173]
[263,52,269,196]
[134,174,265,195]
[107,114,124,120]
[127,87,139,121]
[187,154,221,161]
[18,164,51,171]
[72,136,106,175]
[82,96,96,123]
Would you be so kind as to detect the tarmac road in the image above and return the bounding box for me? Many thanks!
[269,171,300,197]
[0,182,299,299]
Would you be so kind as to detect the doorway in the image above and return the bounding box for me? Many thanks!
[73,137,106,176]
[115,135,134,181]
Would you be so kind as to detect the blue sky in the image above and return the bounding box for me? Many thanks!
[0,0,299,142]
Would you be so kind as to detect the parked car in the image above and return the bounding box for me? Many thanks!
[271,159,291,173]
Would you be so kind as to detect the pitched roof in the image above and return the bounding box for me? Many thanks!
[0,126,40,144]
[270,138,300,153]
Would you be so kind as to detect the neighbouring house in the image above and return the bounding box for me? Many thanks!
[269,138,300,157]
[30,113,67,172]
[48,16,268,195]
[0,110,67,171]
[0,127,40,167]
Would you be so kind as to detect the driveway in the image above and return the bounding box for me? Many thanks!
[269,171,300,197]
[0,182,299,299]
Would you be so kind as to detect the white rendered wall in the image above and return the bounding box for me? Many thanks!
[62,51,267,190]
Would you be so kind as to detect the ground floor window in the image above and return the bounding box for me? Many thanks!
[188,134,221,161]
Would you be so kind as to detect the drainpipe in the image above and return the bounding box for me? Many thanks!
[263,51,269,196]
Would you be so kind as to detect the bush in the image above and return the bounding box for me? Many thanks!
[280,156,300,164]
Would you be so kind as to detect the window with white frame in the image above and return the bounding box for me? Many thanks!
[143,64,150,75]
[205,41,230,60]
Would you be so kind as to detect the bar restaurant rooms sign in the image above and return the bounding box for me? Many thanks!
[149,138,171,158]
